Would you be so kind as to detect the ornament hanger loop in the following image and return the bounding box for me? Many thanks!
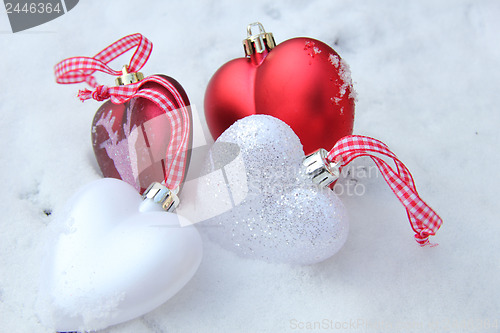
[246,22,266,37]
[54,33,152,88]
[327,135,443,246]
[243,22,276,56]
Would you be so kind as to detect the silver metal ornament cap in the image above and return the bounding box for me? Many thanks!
[243,22,276,56]
[303,149,342,187]
[142,182,180,212]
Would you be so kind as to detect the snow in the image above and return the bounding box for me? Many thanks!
[1,0,499,332]
[329,53,354,99]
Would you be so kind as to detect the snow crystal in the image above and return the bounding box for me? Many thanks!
[329,53,357,100]
[329,53,340,67]
[304,40,322,57]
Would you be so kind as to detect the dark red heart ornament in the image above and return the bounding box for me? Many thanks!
[55,34,193,194]
[205,22,356,155]
[91,74,191,194]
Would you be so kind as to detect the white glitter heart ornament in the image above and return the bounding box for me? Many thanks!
[197,115,348,265]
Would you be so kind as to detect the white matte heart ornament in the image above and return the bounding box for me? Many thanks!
[39,178,202,332]
[195,115,348,265]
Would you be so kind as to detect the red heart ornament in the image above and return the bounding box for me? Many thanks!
[205,23,355,155]
[92,75,192,194]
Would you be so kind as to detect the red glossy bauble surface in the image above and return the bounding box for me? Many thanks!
[92,75,191,193]
[205,37,355,154]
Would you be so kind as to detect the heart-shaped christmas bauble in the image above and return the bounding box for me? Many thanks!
[92,75,192,194]
[205,27,355,155]
[195,115,348,265]
[39,178,202,332]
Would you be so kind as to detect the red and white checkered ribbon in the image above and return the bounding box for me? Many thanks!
[54,34,190,190]
[327,135,443,246]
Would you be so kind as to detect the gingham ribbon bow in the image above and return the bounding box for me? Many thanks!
[327,135,443,246]
[54,34,190,190]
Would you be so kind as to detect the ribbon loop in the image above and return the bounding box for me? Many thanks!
[54,33,152,87]
[327,135,442,246]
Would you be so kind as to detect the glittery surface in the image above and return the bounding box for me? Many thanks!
[199,115,348,265]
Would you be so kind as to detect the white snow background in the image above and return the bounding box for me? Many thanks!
[1,0,499,332]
